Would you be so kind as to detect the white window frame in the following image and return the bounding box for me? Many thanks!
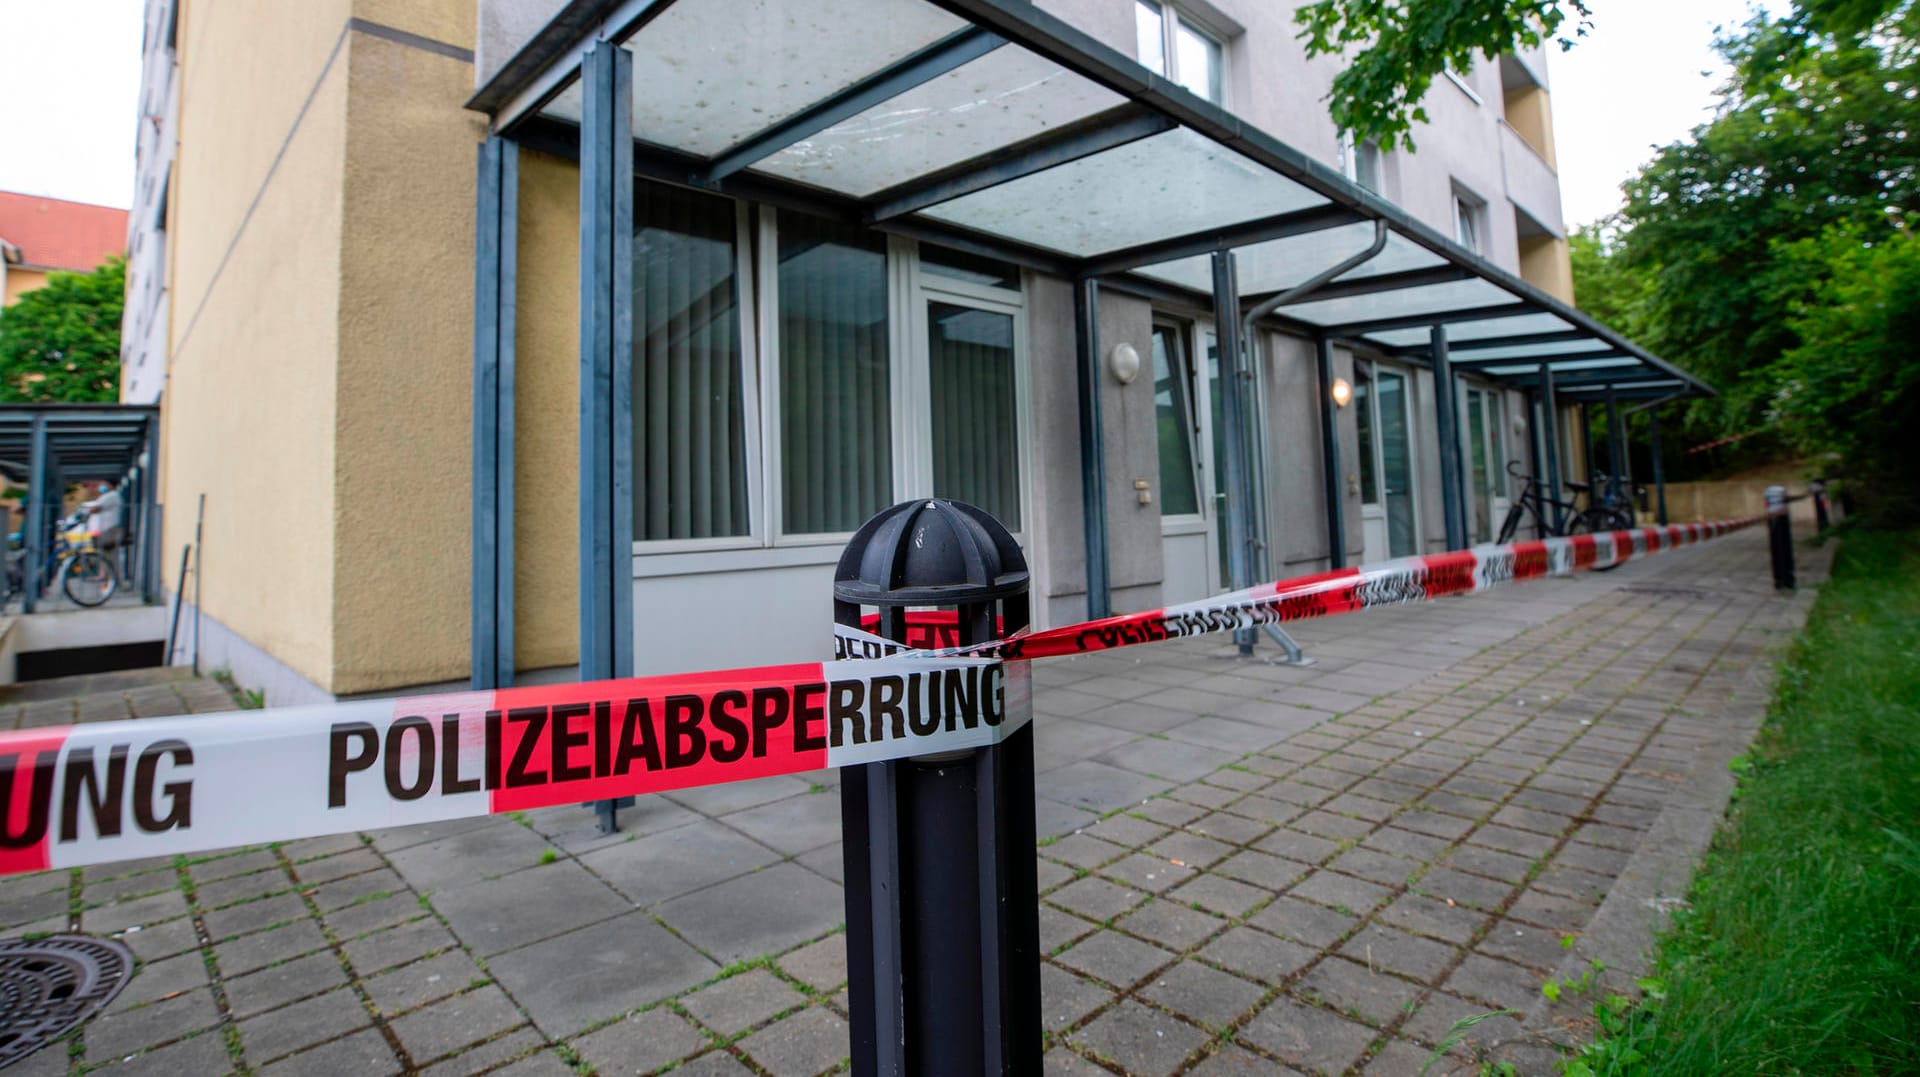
[1443,69,1484,106]
[1339,132,1383,193]
[1453,187,1485,254]
[1135,0,1228,106]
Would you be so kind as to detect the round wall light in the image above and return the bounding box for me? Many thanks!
[1109,342,1141,385]
[1331,377,1353,408]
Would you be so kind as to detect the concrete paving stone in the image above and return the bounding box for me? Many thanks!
[1418,790,1500,820]
[795,842,844,885]
[1360,1037,1448,1077]
[1508,786,1591,818]
[291,847,383,887]
[1464,824,1556,859]
[1083,813,1171,849]
[236,985,372,1064]
[1116,899,1226,951]
[1222,794,1304,827]
[389,984,526,1064]
[1288,811,1374,842]
[257,1027,402,1077]
[1247,896,1359,948]
[225,950,349,1018]
[656,862,842,964]
[570,1007,710,1075]
[1170,873,1269,919]
[1255,829,1340,865]
[1214,850,1310,892]
[1042,904,1098,955]
[385,821,553,891]
[95,1029,234,1075]
[1289,764,1362,791]
[1037,687,1118,718]
[1589,801,1658,830]
[195,868,295,911]
[1572,822,1643,851]
[1169,716,1287,754]
[1360,827,1452,863]
[82,868,180,906]
[683,968,806,1034]
[1087,700,1195,734]
[1412,868,1515,913]
[1476,919,1571,972]
[1040,962,1114,1032]
[115,950,209,1008]
[325,892,431,939]
[1103,738,1240,784]
[1148,831,1235,869]
[203,892,310,941]
[86,985,221,1059]
[1289,870,1394,917]
[582,819,784,908]
[1487,805,1574,838]
[1439,845,1535,884]
[1399,991,1523,1051]
[212,917,329,978]
[1296,954,1424,1025]
[776,932,845,991]
[1098,852,1199,895]
[309,867,410,914]
[1169,782,1242,810]
[1531,863,1615,903]
[1321,793,1402,823]
[1338,922,1459,985]
[1209,767,1273,793]
[365,948,489,1016]
[417,1029,549,1077]
[341,917,460,976]
[1344,778,1427,807]
[1039,760,1179,814]
[1138,958,1266,1030]
[115,915,202,963]
[1197,927,1314,986]
[1035,717,1143,768]
[82,889,189,933]
[1069,998,1209,1077]
[432,861,629,956]
[488,908,713,1036]
[1375,894,1489,947]
[720,793,843,856]
[364,815,503,855]
[667,775,815,817]
[1443,953,1542,1011]
[1134,797,1209,827]
[1048,876,1146,921]
[1329,848,1417,887]
[1043,833,1131,870]
[1240,995,1377,1076]
[1057,929,1175,988]
[1553,840,1631,878]
[1037,799,1103,841]
[735,1006,848,1077]
[282,833,367,862]
[1186,1044,1304,1075]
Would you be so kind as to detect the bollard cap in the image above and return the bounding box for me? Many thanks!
[834,499,1029,607]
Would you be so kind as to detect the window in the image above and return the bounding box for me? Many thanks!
[1151,323,1202,517]
[1136,0,1225,104]
[1340,134,1382,193]
[1453,189,1484,253]
[928,303,1021,527]
[633,182,753,542]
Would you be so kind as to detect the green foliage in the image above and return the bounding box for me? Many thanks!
[0,256,125,403]
[1565,531,1920,1074]
[1293,0,1591,150]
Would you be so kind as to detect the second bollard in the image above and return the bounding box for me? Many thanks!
[1766,485,1795,590]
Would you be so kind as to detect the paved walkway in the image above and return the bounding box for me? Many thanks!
[0,526,1826,1076]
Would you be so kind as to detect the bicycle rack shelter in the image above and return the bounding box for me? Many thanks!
[0,405,161,613]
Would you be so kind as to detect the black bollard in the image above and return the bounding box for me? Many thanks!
[1811,479,1831,532]
[1766,485,1795,590]
[833,499,1040,1077]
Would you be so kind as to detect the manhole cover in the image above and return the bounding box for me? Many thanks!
[0,934,135,1069]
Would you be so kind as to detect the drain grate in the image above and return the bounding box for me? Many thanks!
[0,934,135,1069]
[1619,584,1715,600]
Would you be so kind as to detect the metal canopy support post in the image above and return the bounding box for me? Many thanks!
[1210,251,1255,654]
[1314,336,1345,568]
[141,414,161,603]
[1602,384,1622,494]
[1648,405,1668,525]
[23,416,47,614]
[1538,363,1564,533]
[1073,278,1111,621]
[472,135,519,690]
[1430,324,1468,550]
[579,41,635,832]
[1578,403,1595,485]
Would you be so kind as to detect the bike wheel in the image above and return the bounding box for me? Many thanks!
[1496,501,1525,545]
[62,552,117,607]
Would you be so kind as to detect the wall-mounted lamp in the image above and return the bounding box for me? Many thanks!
[1331,377,1353,408]
[1108,342,1141,385]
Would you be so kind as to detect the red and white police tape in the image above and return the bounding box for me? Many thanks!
[0,517,1757,877]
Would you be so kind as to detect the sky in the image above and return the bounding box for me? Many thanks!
[0,0,1754,225]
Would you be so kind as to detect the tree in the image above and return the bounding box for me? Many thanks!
[0,256,125,403]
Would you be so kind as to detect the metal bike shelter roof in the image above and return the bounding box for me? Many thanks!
[0,405,157,484]
[468,0,1711,400]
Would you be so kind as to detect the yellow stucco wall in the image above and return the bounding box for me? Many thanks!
[162,0,351,689]
[513,148,580,672]
[1520,234,1575,305]
[1503,84,1558,170]
[3,267,48,306]
[328,20,486,693]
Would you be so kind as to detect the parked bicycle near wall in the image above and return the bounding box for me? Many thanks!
[0,510,119,611]
[1496,461,1637,553]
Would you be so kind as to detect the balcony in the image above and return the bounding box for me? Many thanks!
[1501,119,1564,239]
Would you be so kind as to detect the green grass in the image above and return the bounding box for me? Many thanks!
[1567,531,1920,1075]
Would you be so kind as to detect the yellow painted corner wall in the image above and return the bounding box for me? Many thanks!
[162,1,350,688]
[1502,84,1557,169]
[329,26,486,694]
[1520,235,1575,305]
[4,267,48,306]
[513,148,580,672]
[351,0,474,53]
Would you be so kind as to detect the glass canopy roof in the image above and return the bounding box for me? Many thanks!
[482,0,1708,398]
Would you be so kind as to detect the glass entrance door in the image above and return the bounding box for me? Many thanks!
[1154,321,1221,603]
[1462,385,1509,543]
[1356,364,1418,562]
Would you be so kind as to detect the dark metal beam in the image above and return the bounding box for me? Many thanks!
[1450,348,1623,369]
[1538,363,1563,532]
[1255,264,1472,308]
[1323,301,1534,338]
[1649,406,1669,525]
[472,135,518,691]
[702,27,1004,184]
[1211,251,1254,655]
[1073,278,1110,621]
[1078,203,1359,279]
[1431,325,1468,550]
[866,107,1173,221]
[1402,329,1590,355]
[1314,337,1346,568]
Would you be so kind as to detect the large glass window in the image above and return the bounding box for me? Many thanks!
[1152,324,1200,516]
[1135,0,1226,104]
[777,213,891,535]
[928,303,1020,528]
[633,182,749,541]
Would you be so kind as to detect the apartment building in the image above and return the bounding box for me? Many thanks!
[119,0,181,406]
[123,0,1705,704]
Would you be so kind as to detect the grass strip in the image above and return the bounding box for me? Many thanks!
[1567,530,1920,1075]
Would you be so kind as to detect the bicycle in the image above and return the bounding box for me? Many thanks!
[1496,461,1636,550]
[55,523,118,608]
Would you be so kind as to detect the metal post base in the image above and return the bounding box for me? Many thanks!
[1262,624,1314,665]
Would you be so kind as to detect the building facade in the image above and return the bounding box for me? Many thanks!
[119,0,183,406]
[126,0,1688,705]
